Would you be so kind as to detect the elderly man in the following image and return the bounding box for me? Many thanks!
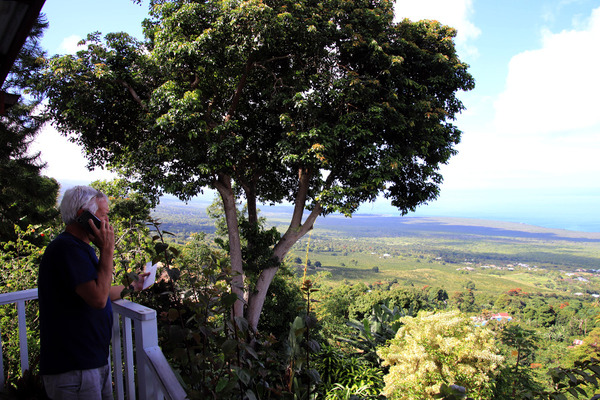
[38,185,148,399]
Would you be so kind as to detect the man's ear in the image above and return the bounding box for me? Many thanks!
[76,208,84,217]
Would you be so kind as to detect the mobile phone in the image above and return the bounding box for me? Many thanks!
[76,210,102,233]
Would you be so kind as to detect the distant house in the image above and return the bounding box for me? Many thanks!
[490,313,512,322]
[471,312,512,326]
[573,339,584,346]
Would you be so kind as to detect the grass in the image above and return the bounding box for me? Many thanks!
[282,218,600,296]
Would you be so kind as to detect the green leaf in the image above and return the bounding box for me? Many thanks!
[216,378,229,393]
[306,368,321,384]
[167,268,180,280]
[588,364,600,377]
[221,292,239,308]
[234,367,251,385]
[221,339,239,355]
[234,316,248,332]
[155,242,169,252]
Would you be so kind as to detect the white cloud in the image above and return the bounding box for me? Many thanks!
[439,127,600,191]
[394,0,480,58]
[58,35,84,54]
[31,124,116,183]
[494,6,600,135]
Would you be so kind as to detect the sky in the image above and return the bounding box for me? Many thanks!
[30,0,600,232]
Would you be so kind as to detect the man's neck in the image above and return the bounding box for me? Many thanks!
[65,224,92,244]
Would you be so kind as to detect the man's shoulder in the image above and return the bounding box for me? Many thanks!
[49,232,88,248]
[44,232,94,258]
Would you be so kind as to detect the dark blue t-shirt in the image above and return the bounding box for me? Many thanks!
[38,232,113,375]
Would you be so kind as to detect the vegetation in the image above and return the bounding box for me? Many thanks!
[0,16,60,397]
[378,310,502,399]
[4,1,600,399]
[4,183,600,399]
[0,15,59,244]
[40,0,473,331]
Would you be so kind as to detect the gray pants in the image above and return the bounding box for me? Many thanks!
[42,365,113,400]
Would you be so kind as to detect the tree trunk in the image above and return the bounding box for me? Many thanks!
[214,174,245,318]
[246,168,322,331]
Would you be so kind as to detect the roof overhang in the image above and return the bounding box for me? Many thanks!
[0,0,46,113]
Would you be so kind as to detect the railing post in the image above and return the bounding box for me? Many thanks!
[134,312,161,400]
[0,322,4,389]
[111,310,124,400]
[0,288,38,387]
[122,317,136,399]
[112,299,164,400]
[17,300,29,374]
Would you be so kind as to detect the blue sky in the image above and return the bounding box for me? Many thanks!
[31,0,600,231]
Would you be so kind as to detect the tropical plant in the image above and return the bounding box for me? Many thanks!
[377,309,503,399]
[340,301,405,365]
[521,358,600,400]
[315,345,385,400]
[492,324,542,399]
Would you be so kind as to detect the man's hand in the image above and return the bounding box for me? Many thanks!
[111,272,152,301]
[89,218,115,254]
[131,272,151,292]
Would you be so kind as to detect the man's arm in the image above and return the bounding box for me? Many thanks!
[110,285,126,301]
[75,219,115,309]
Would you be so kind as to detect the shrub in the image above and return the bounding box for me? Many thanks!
[377,309,503,399]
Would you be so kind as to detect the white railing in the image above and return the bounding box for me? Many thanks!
[0,289,187,400]
[0,288,37,388]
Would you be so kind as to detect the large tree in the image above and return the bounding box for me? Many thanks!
[1,16,59,244]
[41,0,474,331]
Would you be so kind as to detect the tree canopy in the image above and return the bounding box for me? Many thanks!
[41,0,473,330]
[1,16,59,244]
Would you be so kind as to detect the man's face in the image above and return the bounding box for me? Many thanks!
[95,198,110,224]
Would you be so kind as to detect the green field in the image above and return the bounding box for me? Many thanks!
[153,199,600,297]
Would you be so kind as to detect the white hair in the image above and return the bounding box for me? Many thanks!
[60,186,109,224]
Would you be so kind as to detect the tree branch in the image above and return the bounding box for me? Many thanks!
[290,167,311,228]
[224,58,254,123]
[240,179,258,225]
[248,201,321,331]
[117,79,148,111]
[190,73,200,89]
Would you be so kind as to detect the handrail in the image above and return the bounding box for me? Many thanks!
[0,289,187,399]
[0,288,38,389]
[112,299,188,400]
[145,346,188,400]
